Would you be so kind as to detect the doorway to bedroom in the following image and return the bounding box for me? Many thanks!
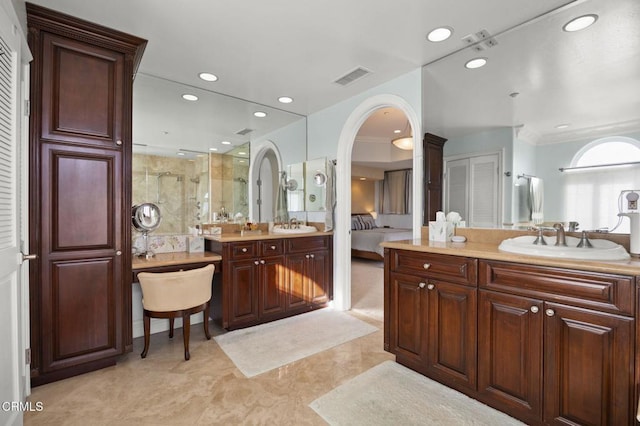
[349,107,414,321]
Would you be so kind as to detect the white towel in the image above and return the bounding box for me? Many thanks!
[529,177,544,224]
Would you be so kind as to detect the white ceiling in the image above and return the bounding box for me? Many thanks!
[23,0,574,116]
[19,0,639,155]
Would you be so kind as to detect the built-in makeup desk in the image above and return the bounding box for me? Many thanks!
[130,251,223,341]
[132,251,222,281]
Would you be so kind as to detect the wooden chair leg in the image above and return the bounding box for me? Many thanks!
[141,313,150,358]
[183,314,191,361]
[203,303,211,340]
[169,317,175,338]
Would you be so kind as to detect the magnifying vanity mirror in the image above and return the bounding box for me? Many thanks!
[132,203,162,258]
[422,0,640,232]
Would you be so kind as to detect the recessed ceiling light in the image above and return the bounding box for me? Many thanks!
[221,141,232,145]
[359,177,366,181]
[427,27,453,42]
[182,94,198,101]
[278,96,293,104]
[393,129,402,134]
[556,123,570,129]
[198,72,218,82]
[177,152,185,156]
[209,147,218,151]
[465,58,487,69]
[563,14,598,32]
[254,111,267,118]
[238,151,247,155]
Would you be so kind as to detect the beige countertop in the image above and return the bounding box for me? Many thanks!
[381,238,640,276]
[132,251,222,270]
[204,230,333,243]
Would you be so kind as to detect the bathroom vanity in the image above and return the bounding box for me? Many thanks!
[382,234,640,426]
[206,233,333,330]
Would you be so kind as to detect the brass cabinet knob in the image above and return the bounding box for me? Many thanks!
[545,309,555,317]
[423,263,431,269]
[270,245,276,250]
[427,283,435,290]
[242,248,248,253]
[115,250,122,256]
[254,260,259,265]
[260,260,265,264]
[418,282,426,289]
[116,140,122,146]
[530,306,539,314]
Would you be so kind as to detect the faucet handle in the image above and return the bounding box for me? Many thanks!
[576,230,594,248]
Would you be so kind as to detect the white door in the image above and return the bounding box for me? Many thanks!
[0,7,32,426]
[444,152,501,227]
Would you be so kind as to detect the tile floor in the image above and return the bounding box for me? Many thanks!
[25,261,389,425]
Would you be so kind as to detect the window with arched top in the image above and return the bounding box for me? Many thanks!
[564,136,640,233]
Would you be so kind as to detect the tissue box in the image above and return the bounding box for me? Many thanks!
[429,221,455,242]
[187,236,204,253]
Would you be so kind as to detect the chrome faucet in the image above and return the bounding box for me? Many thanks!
[531,227,547,245]
[553,223,567,247]
[289,217,298,229]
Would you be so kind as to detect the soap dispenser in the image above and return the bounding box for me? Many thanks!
[619,212,640,256]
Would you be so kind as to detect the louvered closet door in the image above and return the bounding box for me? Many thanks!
[469,154,500,228]
[0,14,30,426]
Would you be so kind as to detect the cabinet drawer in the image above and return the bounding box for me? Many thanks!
[479,260,635,316]
[390,250,477,286]
[229,242,258,259]
[259,239,284,256]
[286,236,330,253]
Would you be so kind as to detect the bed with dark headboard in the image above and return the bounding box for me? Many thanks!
[350,214,413,260]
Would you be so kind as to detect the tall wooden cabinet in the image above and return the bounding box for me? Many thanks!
[422,133,447,224]
[27,3,146,386]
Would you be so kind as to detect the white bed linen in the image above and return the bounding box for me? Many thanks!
[351,228,413,257]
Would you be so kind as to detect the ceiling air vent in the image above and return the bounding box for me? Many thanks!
[235,128,254,136]
[334,67,372,86]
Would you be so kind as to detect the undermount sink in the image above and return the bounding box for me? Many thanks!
[271,224,318,234]
[498,235,630,261]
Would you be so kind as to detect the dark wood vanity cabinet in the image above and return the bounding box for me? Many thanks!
[387,250,477,393]
[479,261,634,426]
[208,235,333,330]
[27,4,146,386]
[422,133,447,224]
[385,249,636,426]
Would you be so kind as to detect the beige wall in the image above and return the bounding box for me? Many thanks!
[351,179,376,213]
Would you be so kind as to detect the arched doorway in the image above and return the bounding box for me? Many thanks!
[334,94,422,311]
[249,141,282,223]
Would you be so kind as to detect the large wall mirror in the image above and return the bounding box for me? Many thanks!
[422,0,640,232]
[132,73,307,234]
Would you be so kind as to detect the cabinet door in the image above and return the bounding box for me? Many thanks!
[426,280,477,392]
[388,272,428,372]
[39,143,124,373]
[285,253,308,311]
[544,303,633,426]
[259,256,286,317]
[228,259,259,327]
[40,32,124,148]
[478,290,543,423]
[308,250,330,305]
